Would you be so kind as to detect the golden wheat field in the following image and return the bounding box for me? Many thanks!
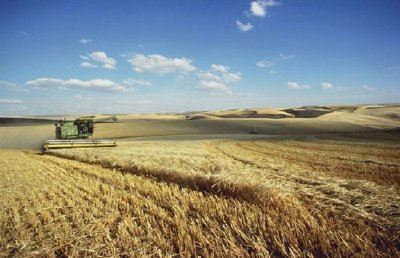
[2,0,400,255]
[1,105,400,257]
[1,129,400,257]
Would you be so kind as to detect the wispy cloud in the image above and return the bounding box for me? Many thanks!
[257,52,295,73]
[122,78,152,86]
[0,99,23,104]
[278,52,296,60]
[197,64,241,95]
[198,81,231,93]
[236,20,254,32]
[19,31,29,36]
[88,51,117,69]
[0,80,30,92]
[211,64,230,73]
[26,78,125,92]
[256,60,275,68]
[385,65,400,71]
[320,82,333,90]
[115,100,154,105]
[80,51,117,69]
[287,81,310,90]
[360,85,376,91]
[249,0,281,17]
[0,80,18,89]
[80,61,98,68]
[128,53,196,75]
[78,38,92,44]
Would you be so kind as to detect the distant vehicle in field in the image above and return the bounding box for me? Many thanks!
[248,129,258,134]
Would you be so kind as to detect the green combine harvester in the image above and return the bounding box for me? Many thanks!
[42,115,118,152]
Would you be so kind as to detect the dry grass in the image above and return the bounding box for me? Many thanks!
[238,138,400,186]
[50,136,400,228]
[4,149,397,257]
[1,104,400,256]
[1,133,395,256]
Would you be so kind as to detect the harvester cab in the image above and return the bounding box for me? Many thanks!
[42,115,118,152]
[55,119,94,139]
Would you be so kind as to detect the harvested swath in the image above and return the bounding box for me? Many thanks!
[240,139,400,187]
[48,136,400,256]
[3,150,398,256]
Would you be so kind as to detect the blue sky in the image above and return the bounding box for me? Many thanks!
[0,0,399,115]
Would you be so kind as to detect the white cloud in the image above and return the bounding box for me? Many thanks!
[115,100,154,105]
[80,55,89,60]
[0,99,23,104]
[287,81,310,90]
[320,82,333,90]
[256,60,275,68]
[222,72,241,83]
[80,61,98,68]
[80,51,117,69]
[257,52,294,72]
[5,105,26,112]
[175,74,185,81]
[279,52,296,60]
[0,80,29,92]
[26,78,124,92]
[128,53,196,75]
[360,85,376,91]
[136,100,154,105]
[210,91,234,96]
[0,80,18,89]
[250,1,266,16]
[78,38,92,44]
[198,81,229,91]
[211,64,230,73]
[197,64,241,95]
[123,78,152,86]
[236,20,254,32]
[250,0,280,17]
[197,71,220,81]
[88,51,117,69]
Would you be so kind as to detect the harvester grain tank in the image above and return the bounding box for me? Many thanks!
[42,115,118,152]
